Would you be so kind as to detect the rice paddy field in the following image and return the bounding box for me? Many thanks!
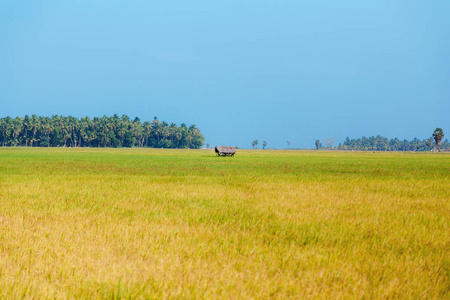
[0,148,448,299]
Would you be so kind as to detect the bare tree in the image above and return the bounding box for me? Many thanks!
[323,137,335,150]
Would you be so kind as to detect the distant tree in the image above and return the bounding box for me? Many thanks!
[287,141,290,149]
[425,138,433,151]
[323,137,335,150]
[262,141,267,149]
[206,143,210,149]
[251,140,259,149]
[432,128,444,151]
[315,140,322,150]
[442,139,449,151]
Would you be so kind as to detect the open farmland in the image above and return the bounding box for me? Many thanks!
[0,148,448,299]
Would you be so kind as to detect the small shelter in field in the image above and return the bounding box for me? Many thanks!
[215,146,237,157]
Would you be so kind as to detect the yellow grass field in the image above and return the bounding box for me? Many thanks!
[0,148,449,299]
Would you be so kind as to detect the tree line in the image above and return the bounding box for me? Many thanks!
[315,129,448,151]
[0,115,205,149]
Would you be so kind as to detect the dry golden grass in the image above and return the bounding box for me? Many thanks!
[0,148,448,299]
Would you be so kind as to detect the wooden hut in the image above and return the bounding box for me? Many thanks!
[215,146,237,157]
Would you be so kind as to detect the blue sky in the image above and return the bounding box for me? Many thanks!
[1,0,449,148]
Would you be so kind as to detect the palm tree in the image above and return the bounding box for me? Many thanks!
[30,115,40,147]
[0,119,6,146]
[262,141,267,149]
[432,128,444,151]
[142,121,151,147]
[134,122,144,147]
[23,115,32,146]
[42,118,52,147]
[175,131,182,148]
[0,117,14,146]
[12,117,23,146]
[315,140,321,150]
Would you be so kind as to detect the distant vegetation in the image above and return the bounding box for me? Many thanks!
[251,140,259,149]
[0,115,204,148]
[317,130,448,151]
[337,136,449,151]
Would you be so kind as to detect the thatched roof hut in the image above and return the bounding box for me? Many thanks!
[215,146,237,156]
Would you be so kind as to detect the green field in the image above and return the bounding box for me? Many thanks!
[0,148,449,299]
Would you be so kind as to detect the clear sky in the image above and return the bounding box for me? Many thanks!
[1,1,449,148]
